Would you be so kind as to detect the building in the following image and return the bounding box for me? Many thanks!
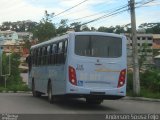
[125,33,153,67]
[2,40,23,55]
[153,34,160,49]
[17,32,33,41]
[0,30,34,56]
[0,30,18,41]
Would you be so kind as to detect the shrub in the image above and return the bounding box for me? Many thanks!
[140,69,160,92]
[127,69,160,98]
[127,71,133,92]
[7,84,29,92]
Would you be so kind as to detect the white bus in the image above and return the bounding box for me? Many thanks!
[27,32,127,104]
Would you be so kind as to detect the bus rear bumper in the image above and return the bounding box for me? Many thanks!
[64,94,124,100]
[66,85,126,100]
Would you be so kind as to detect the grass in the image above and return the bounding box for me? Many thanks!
[127,88,160,99]
[140,88,160,99]
[0,84,30,93]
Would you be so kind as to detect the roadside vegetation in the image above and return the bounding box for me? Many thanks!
[0,53,29,92]
[127,68,160,99]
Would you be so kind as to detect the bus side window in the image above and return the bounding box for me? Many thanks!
[64,40,68,63]
[51,44,56,65]
[38,48,42,66]
[58,42,63,64]
[37,48,39,65]
[35,49,38,66]
[30,50,33,65]
[27,54,32,73]
[44,47,47,65]
[55,43,59,64]
[34,50,36,66]
[65,40,68,52]
[49,45,52,65]
[47,45,50,65]
[31,49,36,66]
[42,47,46,65]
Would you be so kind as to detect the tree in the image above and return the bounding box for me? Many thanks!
[98,26,115,33]
[32,11,56,43]
[57,19,69,35]
[114,25,125,34]
[81,25,90,31]
[91,27,96,31]
[70,22,82,32]
[0,53,22,86]
[0,21,37,32]
[23,39,32,49]
[0,22,12,31]
[138,23,160,34]
[8,53,22,85]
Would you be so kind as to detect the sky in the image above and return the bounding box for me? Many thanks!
[0,0,160,28]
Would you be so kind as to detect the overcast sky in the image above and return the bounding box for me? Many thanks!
[0,0,160,28]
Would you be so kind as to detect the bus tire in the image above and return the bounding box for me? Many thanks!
[48,83,55,104]
[86,98,103,105]
[32,81,41,97]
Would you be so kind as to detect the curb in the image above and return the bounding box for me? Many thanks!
[122,96,160,102]
[0,91,32,94]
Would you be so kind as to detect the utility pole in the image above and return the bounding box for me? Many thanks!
[129,0,140,95]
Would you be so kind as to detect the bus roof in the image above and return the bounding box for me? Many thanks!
[31,32,124,49]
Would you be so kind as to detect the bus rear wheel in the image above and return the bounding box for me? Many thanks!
[32,81,41,97]
[86,98,103,105]
[48,83,56,104]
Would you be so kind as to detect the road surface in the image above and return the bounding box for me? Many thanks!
[0,93,159,114]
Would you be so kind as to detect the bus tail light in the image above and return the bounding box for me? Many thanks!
[69,66,77,85]
[117,69,126,88]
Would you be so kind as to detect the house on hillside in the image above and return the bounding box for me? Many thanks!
[0,30,18,41]
[17,32,33,41]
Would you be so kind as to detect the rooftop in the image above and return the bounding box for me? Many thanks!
[0,30,15,34]
[153,34,160,39]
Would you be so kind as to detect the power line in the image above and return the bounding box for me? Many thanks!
[136,0,157,8]
[69,4,128,22]
[53,0,89,18]
[53,0,126,21]
[76,0,156,26]
[78,4,129,26]
[81,8,129,26]
[54,0,156,27]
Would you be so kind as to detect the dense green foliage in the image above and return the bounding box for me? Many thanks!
[0,53,29,92]
[0,21,37,32]
[32,21,56,42]
[140,69,160,92]
[127,69,160,98]
[139,23,160,34]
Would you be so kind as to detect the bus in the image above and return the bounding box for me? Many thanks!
[27,32,127,104]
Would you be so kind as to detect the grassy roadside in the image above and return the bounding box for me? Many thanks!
[127,69,160,99]
[127,89,160,99]
[0,84,30,93]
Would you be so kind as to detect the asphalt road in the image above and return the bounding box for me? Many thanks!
[0,93,159,114]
